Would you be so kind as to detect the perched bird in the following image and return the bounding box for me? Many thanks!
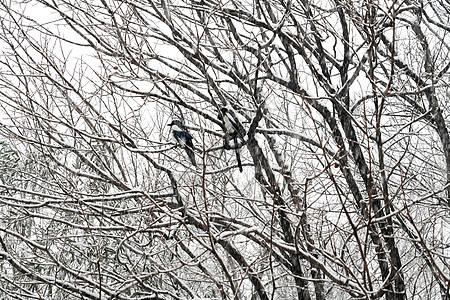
[218,107,243,172]
[167,120,196,166]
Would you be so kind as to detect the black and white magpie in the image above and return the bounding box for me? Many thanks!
[167,120,197,166]
[218,107,243,172]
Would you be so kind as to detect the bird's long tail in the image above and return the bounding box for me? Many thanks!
[185,147,197,166]
[184,140,197,166]
[234,135,243,172]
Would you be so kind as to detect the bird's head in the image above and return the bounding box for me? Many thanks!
[168,120,183,128]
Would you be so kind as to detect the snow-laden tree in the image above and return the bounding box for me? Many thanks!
[0,0,449,299]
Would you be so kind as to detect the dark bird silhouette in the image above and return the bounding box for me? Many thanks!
[168,120,196,166]
[218,107,243,172]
